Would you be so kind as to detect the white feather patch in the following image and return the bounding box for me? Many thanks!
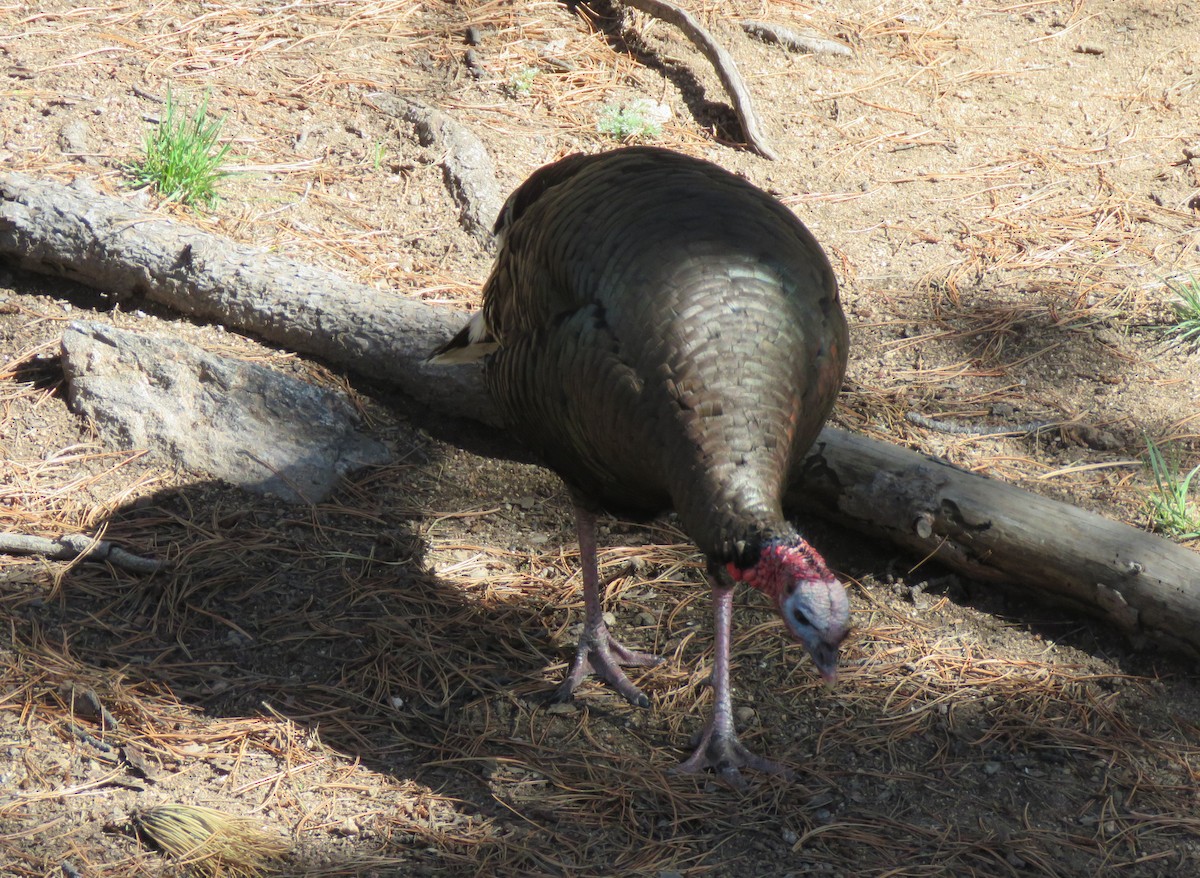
[426,310,497,364]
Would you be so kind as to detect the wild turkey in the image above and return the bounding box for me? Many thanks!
[430,146,850,786]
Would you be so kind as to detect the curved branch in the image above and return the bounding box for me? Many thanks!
[620,0,779,160]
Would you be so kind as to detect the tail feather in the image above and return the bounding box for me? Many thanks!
[426,310,498,364]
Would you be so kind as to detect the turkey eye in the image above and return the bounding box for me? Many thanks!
[792,608,810,628]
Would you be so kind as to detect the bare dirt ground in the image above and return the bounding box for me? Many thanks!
[2,1,1200,876]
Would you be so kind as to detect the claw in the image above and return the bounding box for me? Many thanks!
[555,620,661,708]
[672,720,796,789]
[669,582,797,788]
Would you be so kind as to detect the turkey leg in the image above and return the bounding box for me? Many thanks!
[553,504,662,708]
[674,581,797,787]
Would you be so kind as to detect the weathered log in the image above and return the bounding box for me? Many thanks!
[0,172,497,423]
[790,431,1199,657]
[2,172,1198,655]
[61,321,390,504]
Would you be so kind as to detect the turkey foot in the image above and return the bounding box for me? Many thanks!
[554,619,661,708]
[673,718,796,789]
[552,503,663,708]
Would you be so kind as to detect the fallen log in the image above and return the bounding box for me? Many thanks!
[791,432,1199,657]
[0,172,496,424]
[2,172,1197,655]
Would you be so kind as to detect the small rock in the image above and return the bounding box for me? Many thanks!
[545,701,576,715]
[623,711,646,729]
[1078,426,1121,451]
[60,322,389,503]
[735,705,757,725]
[58,119,90,159]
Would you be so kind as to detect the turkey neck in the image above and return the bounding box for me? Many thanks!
[482,148,847,566]
[642,262,814,567]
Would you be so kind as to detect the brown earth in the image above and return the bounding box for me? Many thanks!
[2,1,1200,876]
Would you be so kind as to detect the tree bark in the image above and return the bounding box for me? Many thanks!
[2,172,1198,656]
[0,173,497,423]
[790,431,1199,657]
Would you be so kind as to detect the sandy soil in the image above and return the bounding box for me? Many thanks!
[2,1,1199,876]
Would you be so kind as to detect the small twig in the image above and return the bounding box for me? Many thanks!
[905,411,1060,438]
[619,0,779,160]
[69,722,119,757]
[740,20,852,57]
[0,532,165,573]
[131,85,165,104]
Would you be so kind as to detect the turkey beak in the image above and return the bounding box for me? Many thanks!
[811,641,840,687]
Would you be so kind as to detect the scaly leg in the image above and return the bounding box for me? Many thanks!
[553,504,662,708]
[673,581,796,788]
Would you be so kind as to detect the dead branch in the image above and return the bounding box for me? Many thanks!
[366,93,504,247]
[740,20,852,57]
[0,532,164,573]
[618,0,779,160]
[905,411,1060,437]
[2,172,1199,655]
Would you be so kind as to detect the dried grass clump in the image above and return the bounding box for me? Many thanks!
[131,804,291,877]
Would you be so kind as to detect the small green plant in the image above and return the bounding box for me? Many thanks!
[505,67,539,98]
[1164,272,1200,352]
[1144,435,1200,540]
[126,88,232,209]
[370,140,387,171]
[597,99,666,141]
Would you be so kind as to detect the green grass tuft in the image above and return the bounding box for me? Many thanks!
[505,67,539,98]
[126,88,232,209]
[1164,272,1200,352]
[1144,435,1200,541]
[597,99,664,141]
